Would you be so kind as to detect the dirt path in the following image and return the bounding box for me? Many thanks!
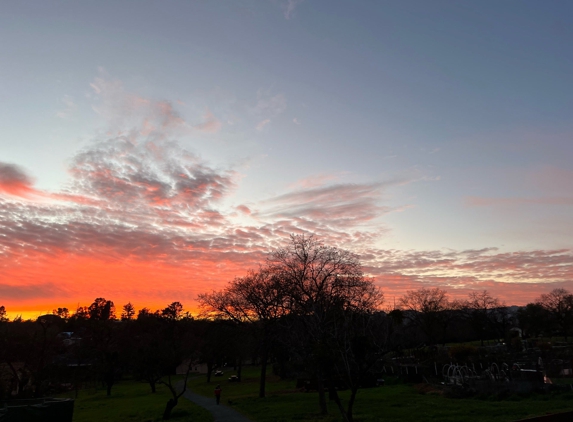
[181,387,254,422]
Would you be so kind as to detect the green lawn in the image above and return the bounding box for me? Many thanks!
[57,367,573,422]
[188,367,573,422]
[59,378,213,422]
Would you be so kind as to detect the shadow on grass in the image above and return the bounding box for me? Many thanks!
[186,366,573,422]
[59,377,213,422]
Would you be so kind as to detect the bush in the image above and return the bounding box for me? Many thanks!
[449,344,478,362]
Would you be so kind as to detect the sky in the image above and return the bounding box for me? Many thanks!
[1,0,573,318]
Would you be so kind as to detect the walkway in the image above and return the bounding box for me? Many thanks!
[181,387,254,422]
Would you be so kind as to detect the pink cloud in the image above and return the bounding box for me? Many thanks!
[529,166,573,194]
[2,74,572,312]
[256,119,271,131]
[236,205,251,215]
[359,247,573,304]
[193,108,222,133]
[0,163,36,198]
[68,138,234,210]
[258,180,409,229]
[288,173,341,189]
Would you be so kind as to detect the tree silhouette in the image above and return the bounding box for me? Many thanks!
[198,268,288,398]
[399,287,451,346]
[52,307,70,320]
[88,298,116,321]
[0,306,7,322]
[536,288,573,339]
[464,290,501,346]
[121,302,136,321]
[517,303,549,337]
[199,234,382,415]
[267,235,382,419]
[161,302,183,320]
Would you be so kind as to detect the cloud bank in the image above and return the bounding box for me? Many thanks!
[1,75,572,315]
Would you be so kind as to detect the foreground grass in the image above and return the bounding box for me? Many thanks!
[188,367,573,422]
[59,378,213,422]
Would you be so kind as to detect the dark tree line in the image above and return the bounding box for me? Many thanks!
[0,298,201,419]
[197,236,573,421]
[1,235,573,421]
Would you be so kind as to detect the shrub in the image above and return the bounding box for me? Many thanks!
[449,344,478,362]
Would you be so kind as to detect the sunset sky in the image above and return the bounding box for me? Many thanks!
[1,0,573,318]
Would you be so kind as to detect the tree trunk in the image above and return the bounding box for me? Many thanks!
[105,372,114,396]
[150,380,156,393]
[237,357,243,382]
[328,379,350,422]
[259,343,268,398]
[346,386,359,422]
[7,362,21,396]
[316,371,328,415]
[207,361,213,383]
[163,398,177,420]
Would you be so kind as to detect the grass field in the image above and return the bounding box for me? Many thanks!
[188,367,573,422]
[59,378,213,422]
[57,367,573,422]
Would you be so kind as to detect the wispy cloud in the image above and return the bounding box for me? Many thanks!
[282,0,305,20]
[287,173,341,189]
[193,108,222,133]
[89,71,186,138]
[56,95,77,119]
[256,119,271,131]
[251,90,286,117]
[257,179,410,232]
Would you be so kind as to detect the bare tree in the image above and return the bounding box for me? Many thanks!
[198,268,288,398]
[160,361,193,420]
[324,310,390,422]
[536,288,573,339]
[398,287,450,346]
[267,234,382,417]
[464,290,501,346]
[157,319,198,420]
[199,234,382,418]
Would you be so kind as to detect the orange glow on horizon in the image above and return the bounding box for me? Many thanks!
[2,249,571,320]
[0,251,256,320]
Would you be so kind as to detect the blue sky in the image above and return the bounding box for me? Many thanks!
[1,1,572,315]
